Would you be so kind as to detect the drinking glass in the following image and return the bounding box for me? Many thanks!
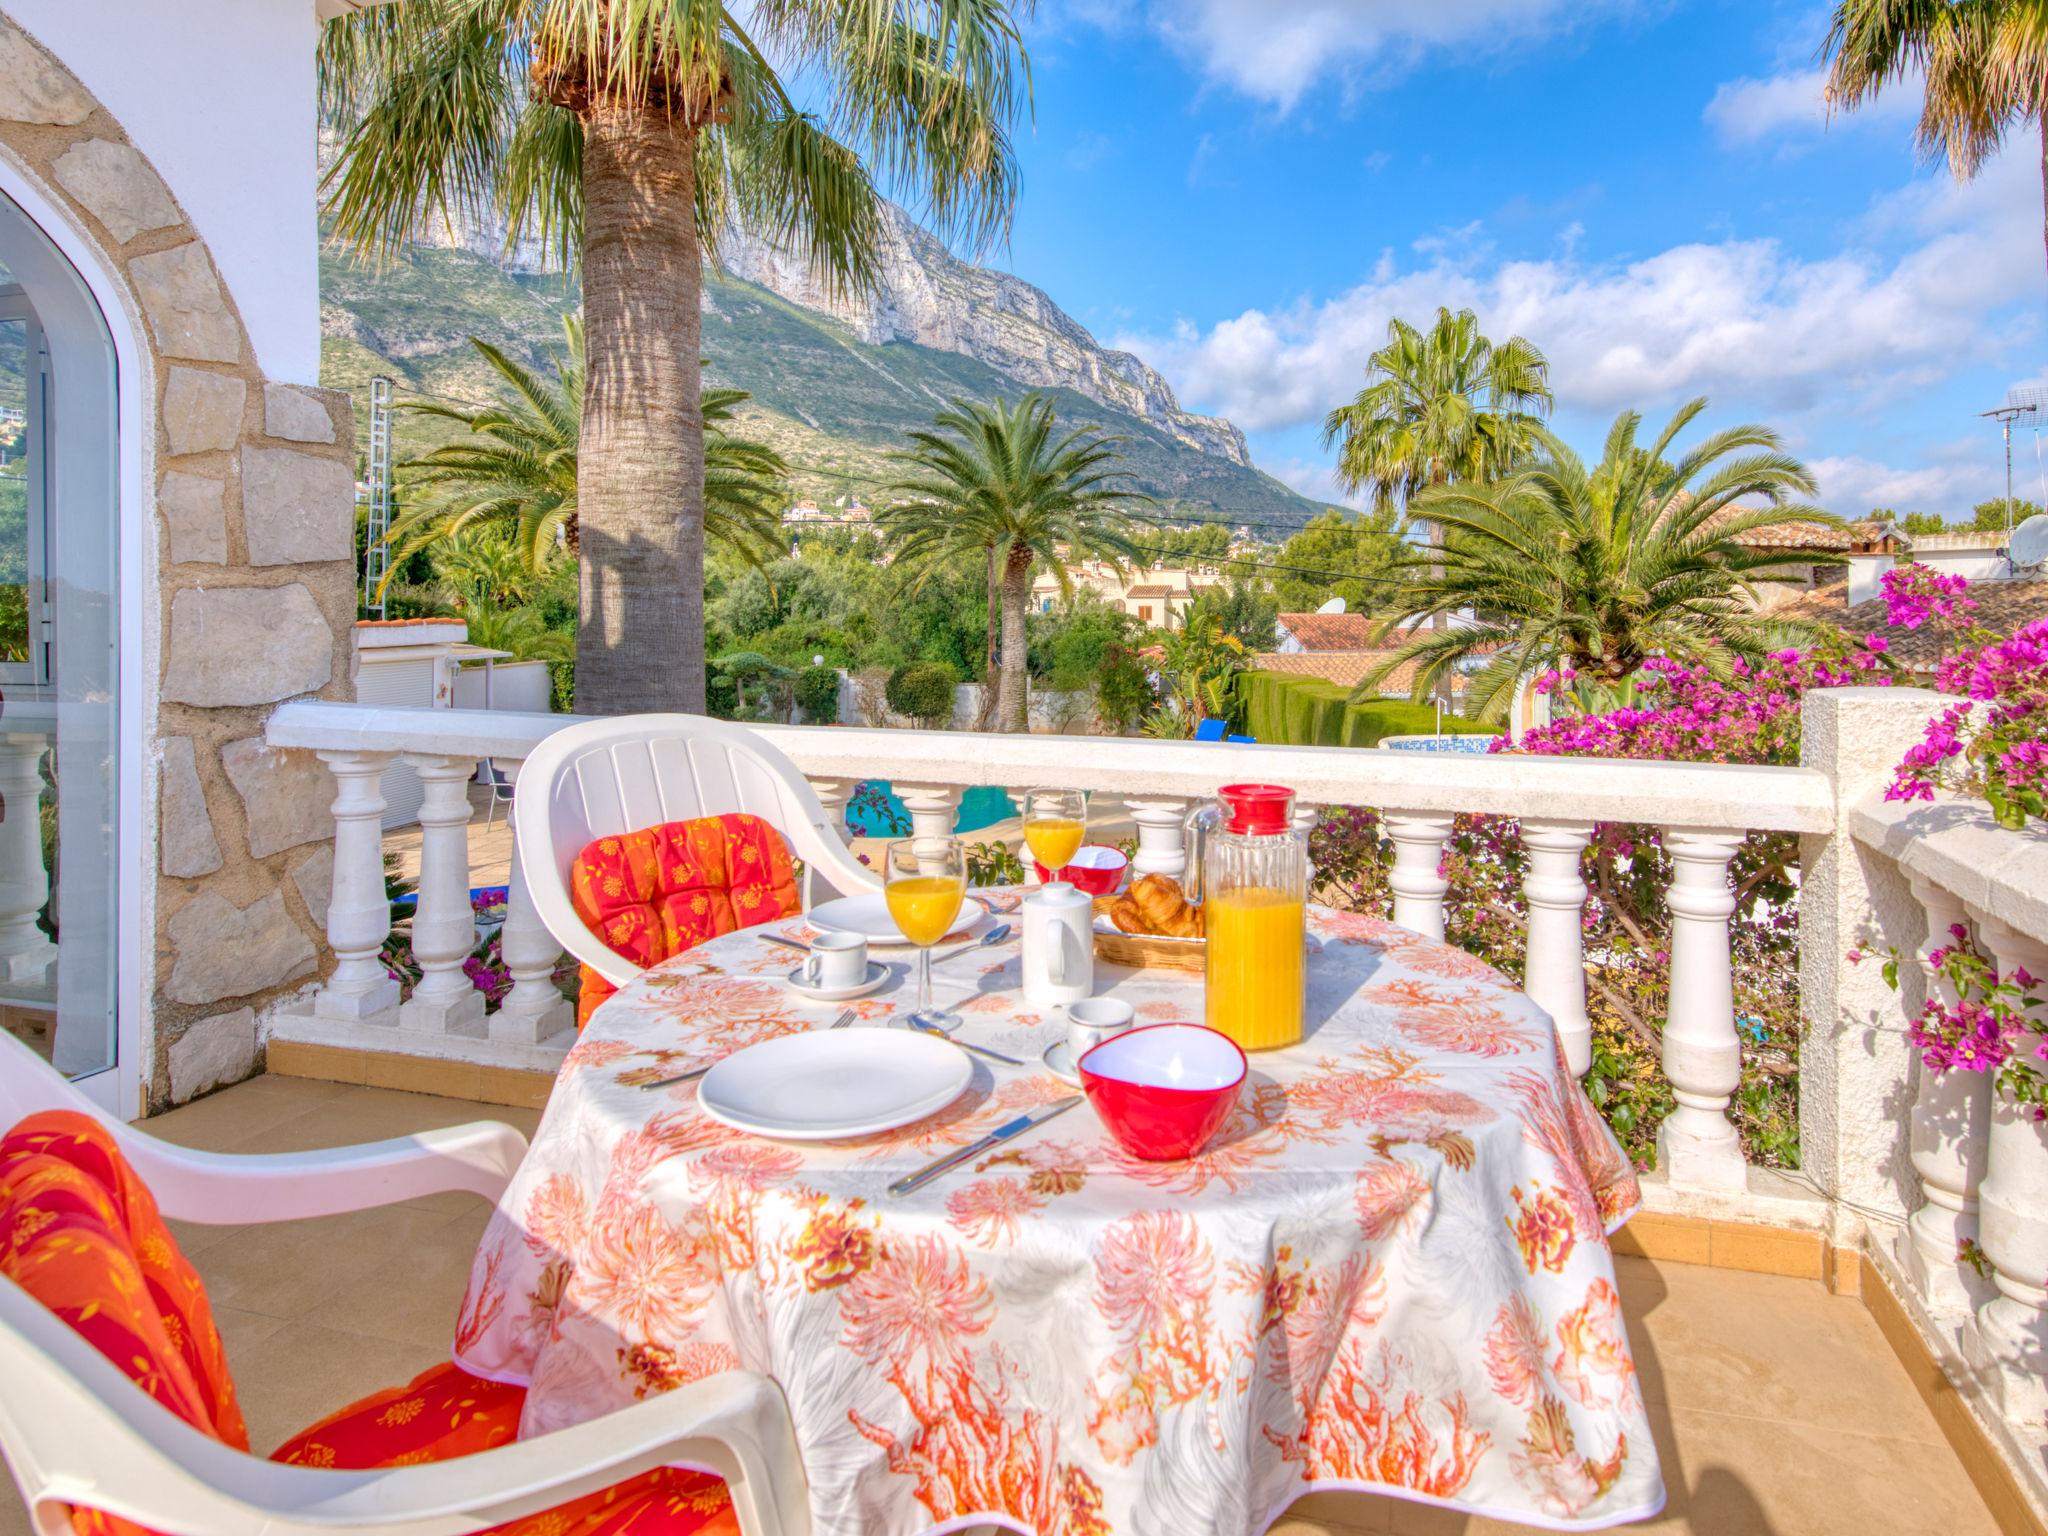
[1021,788,1087,886]
[885,837,969,1030]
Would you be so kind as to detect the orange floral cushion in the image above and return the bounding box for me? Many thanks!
[1,1113,739,1536]
[569,813,802,1029]
[272,1361,739,1534]
[0,1111,248,1451]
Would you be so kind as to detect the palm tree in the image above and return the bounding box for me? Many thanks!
[386,320,787,581]
[1322,307,1552,703]
[1825,1,2048,277]
[320,0,1029,714]
[1321,307,1553,508]
[881,396,1145,733]
[1356,399,1846,723]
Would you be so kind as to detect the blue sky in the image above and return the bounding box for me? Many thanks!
[961,0,2045,519]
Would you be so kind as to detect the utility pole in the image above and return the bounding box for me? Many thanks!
[360,376,393,618]
[1981,399,2039,547]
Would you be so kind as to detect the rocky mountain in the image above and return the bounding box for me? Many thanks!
[715,203,1252,468]
[324,202,1323,527]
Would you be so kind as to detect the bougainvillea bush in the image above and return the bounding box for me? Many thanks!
[1879,564,2048,830]
[1313,641,1894,1170]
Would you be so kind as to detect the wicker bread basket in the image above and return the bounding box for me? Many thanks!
[1090,895,1205,972]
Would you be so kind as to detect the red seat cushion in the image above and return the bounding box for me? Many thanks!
[0,1111,738,1536]
[569,812,803,1029]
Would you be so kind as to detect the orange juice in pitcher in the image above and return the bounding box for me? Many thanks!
[1196,785,1307,1052]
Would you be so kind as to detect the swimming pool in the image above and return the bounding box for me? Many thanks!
[846,781,1018,836]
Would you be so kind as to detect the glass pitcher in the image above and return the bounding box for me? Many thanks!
[1192,783,1308,1052]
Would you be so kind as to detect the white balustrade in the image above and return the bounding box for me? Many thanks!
[1521,819,1594,1076]
[895,782,963,873]
[1125,797,1191,881]
[399,753,485,1036]
[1384,813,1453,941]
[1901,878,1991,1311]
[806,778,855,846]
[1967,918,2048,1426]
[488,756,572,1046]
[0,732,53,984]
[313,749,400,1028]
[1657,828,1747,1192]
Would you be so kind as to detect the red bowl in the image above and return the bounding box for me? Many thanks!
[1035,844,1128,897]
[1079,1023,1246,1161]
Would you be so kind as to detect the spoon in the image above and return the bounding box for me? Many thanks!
[930,923,1014,966]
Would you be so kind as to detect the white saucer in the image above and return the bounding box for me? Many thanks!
[809,892,990,948]
[785,960,892,1002]
[1042,1039,1082,1086]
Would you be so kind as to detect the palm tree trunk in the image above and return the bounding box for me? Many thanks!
[2040,115,2047,282]
[974,544,1000,731]
[997,548,1031,733]
[574,103,706,714]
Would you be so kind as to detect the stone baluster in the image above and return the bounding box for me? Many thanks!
[313,750,400,1028]
[1967,918,2048,1425]
[1521,819,1594,1076]
[806,778,855,846]
[1900,879,1992,1311]
[1384,813,1454,941]
[0,731,53,983]
[1657,828,1747,1191]
[489,757,571,1046]
[895,783,963,872]
[1125,797,1192,882]
[400,753,485,1035]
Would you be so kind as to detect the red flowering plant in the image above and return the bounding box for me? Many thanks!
[1879,564,2048,829]
[1312,635,1894,1169]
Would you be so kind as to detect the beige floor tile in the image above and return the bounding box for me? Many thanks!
[228,1321,449,1457]
[191,1201,457,1321]
[312,1206,491,1351]
[145,1073,360,1152]
[1613,1254,1948,1444]
[1279,1490,1396,1532]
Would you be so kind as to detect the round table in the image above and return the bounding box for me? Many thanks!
[455,890,1662,1536]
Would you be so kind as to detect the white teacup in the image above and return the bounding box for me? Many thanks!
[1066,997,1135,1066]
[801,931,869,991]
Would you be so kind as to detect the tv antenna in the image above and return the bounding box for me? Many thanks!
[1985,390,2046,551]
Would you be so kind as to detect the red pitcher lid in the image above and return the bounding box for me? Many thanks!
[1218,783,1294,835]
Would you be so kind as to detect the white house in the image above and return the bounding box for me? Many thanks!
[0,3,365,1116]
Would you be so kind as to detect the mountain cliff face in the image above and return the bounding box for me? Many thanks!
[715,204,1252,468]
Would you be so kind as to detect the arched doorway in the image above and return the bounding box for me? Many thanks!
[0,188,121,1099]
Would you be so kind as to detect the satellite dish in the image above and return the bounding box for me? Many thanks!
[2011,514,2048,570]
[1316,596,1347,614]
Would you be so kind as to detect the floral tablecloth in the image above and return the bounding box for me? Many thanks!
[454,891,1663,1535]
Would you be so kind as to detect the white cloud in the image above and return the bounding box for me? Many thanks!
[1704,64,1919,147]
[1112,150,2040,436]
[1809,452,1999,515]
[1054,0,1622,111]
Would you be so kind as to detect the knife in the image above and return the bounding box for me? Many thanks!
[760,932,811,955]
[887,1095,1085,1198]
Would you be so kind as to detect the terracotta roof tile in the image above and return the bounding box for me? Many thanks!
[1777,575,2048,670]
[1274,612,1417,650]
[1125,584,1174,599]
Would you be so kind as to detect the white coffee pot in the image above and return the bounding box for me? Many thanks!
[1020,882,1093,1007]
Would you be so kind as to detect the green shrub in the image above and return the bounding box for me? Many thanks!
[795,665,840,724]
[1240,670,1493,748]
[886,661,958,725]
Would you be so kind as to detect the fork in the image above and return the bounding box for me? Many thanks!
[638,1009,857,1088]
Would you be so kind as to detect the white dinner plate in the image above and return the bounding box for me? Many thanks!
[697,1028,973,1141]
[808,892,989,947]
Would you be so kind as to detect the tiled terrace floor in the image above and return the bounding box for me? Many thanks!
[0,1075,2006,1536]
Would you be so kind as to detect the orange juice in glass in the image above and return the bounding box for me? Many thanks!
[885,838,968,1029]
[1205,886,1305,1051]
[1021,789,1087,884]
[1197,784,1308,1052]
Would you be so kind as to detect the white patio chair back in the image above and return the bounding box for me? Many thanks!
[514,714,879,987]
[0,1030,812,1536]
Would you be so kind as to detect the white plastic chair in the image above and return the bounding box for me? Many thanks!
[0,1031,813,1536]
[513,714,880,988]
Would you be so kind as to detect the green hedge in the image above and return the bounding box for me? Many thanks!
[1240,670,1495,749]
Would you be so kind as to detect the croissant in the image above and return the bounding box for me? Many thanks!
[1117,874,1205,939]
